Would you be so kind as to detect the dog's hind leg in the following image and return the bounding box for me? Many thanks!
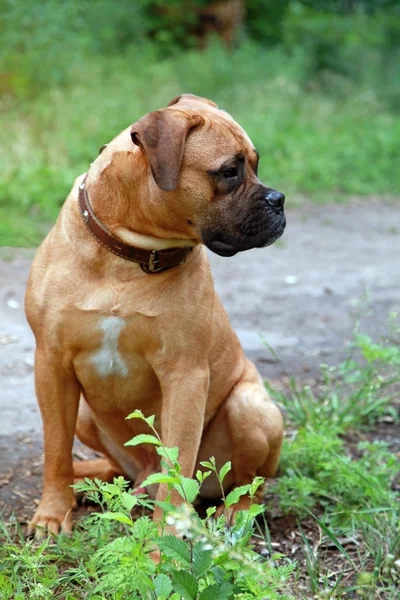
[73,458,123,483]
[74,396,124,482]
[198,359,283,520]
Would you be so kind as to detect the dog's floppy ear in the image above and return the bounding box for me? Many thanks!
[168,94,218,109]
[130,109,204,192]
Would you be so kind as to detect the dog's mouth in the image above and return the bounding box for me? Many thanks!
[208,233,283,257]
[209,239,240,257]
[202,212,286,257]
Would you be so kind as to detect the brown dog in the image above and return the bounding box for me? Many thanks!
[25,94,285,537]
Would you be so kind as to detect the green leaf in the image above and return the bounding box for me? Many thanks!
[298,504,356,568]
[199,582,233,600]
[219,461,231,483]
[126,410,155,428]
[157,445,179,463]
[196,469,212,484]
[218,558,241,571]
[174,477,200,503]
[157,535,191,566]
[98,512,134,526]
[126,409,145,419]
[248,503,265,518]
[142,473,180,487]
[154,500,176,514]
[160,459,172,471]
[124,433,160,447]
[132,516,156,542]
[206,506,217,519]
[154,574,173,598]
[171,570,198,600]
[200,457,216,470]
[225,485,250,508]
[249,476,265,497]
[193,543,213,577]
[121,491,138,511]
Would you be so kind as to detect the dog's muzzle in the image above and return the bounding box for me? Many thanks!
[202,188,286,257]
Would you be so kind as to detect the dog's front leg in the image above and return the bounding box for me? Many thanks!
[28,349,81,539]
[153,363,210,520]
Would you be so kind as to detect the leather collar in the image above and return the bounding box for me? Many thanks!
[78,175,193,273]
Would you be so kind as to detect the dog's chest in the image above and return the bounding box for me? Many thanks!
[72,313,160,411]
[91,316,129,378]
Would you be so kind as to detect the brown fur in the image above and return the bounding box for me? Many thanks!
[25,94,284,539]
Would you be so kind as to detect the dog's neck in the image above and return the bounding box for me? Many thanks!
[85,144,198,253]
[114,227,197,251]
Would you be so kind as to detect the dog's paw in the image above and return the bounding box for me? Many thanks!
[27,496,75,540]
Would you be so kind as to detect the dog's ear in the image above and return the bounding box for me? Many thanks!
[131,109,204,192]
[168,94,218,109]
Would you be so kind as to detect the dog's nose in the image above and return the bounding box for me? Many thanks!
[265,190,285,208]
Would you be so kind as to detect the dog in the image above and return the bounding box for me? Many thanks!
[25,94,285,538]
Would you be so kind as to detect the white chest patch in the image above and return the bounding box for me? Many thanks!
[91,316,128,378]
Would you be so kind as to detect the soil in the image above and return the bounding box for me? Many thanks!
[1,198,399,594]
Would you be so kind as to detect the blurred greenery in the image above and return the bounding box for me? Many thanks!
[0,0,399,246]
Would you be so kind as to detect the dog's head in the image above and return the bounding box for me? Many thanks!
[130,94,285,256]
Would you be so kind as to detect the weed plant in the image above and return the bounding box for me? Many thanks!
[0,410,297,599]
[266,323,400,597]
[0,327,399,598]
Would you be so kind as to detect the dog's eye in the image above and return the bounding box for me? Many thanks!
[222,167,238,179]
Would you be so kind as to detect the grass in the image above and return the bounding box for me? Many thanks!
[0,324,399,598]
[1,42,400,247]
[265,320,400,598]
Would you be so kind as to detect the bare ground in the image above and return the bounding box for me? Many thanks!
[0,198,399,592]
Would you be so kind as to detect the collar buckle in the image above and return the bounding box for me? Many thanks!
[79,172,193,274]
[148,249,163,273]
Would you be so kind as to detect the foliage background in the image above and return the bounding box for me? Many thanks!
[0,0,399,245]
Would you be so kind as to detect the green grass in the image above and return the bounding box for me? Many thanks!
[266,323,400,598]
[1,42,400,247]
[0,326,399,598]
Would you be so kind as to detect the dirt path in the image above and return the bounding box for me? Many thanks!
[1,198,399,520]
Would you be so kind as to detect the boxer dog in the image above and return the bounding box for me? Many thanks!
[25,94,285,537]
